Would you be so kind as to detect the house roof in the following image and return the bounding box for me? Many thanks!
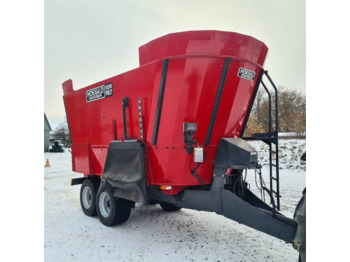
[44,113,52,131]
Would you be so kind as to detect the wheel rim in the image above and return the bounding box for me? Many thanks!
[99,192,112,218]
[82,186,93,209]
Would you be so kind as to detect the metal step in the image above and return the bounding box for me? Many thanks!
[271,189,280,197]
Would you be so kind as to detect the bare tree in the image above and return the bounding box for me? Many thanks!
[249,86,306,135]
[53,121,71,147]
[245,114,264,136]
[252,89,266,126]
[276,87,306,134]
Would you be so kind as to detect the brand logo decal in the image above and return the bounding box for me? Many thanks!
[238,67,256,81]
[86,83,113,102]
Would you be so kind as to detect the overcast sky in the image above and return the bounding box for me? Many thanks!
[45,0,305,122]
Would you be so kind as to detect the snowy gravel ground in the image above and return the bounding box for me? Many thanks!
[44,139,305,262]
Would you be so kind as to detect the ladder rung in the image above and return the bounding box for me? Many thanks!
[271,190,281,198]
[271,177,277,181]
[269,163,277,167]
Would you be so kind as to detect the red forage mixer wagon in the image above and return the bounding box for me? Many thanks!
[63,31,306,261]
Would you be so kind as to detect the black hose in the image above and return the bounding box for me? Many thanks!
[191,163,207,190]
[256,166,276,217]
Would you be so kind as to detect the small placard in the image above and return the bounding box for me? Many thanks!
[86,83,113,102]
[238,67,256,81]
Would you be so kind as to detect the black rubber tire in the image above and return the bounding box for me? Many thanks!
[80,179,97,217]
[96,187,132,227]
[294,188,306,262]
[159,202,182,212]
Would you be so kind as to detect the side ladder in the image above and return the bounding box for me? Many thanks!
[243,70,281,211]
[265,72,280,210]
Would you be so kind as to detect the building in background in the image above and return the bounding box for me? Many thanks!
[44,114,52,152]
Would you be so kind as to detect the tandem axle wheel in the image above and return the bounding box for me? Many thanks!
[96,187,133,227]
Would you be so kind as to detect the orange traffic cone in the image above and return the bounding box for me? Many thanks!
[45,158,50,167]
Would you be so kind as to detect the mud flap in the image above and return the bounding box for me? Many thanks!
[100,140,148,204]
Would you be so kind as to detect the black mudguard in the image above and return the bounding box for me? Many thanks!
[100,140,148,204]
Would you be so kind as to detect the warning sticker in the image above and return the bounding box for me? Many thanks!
[238,67,256,81]
[86,83,113,102]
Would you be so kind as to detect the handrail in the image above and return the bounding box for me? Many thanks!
[264,71,280,210]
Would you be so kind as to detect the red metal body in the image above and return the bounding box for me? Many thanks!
[63,30,268,195]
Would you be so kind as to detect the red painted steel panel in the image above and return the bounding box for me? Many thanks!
[63,30,268,191]
[71,144,90,175]
[139,30,267,67]
[90,146,108,175]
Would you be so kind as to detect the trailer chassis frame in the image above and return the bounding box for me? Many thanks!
[149,165,296,243]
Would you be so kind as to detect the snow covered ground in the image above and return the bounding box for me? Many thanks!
[44,139,305,262]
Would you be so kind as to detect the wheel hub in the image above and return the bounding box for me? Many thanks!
[82,186,92,209]
[99,192,112,218]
